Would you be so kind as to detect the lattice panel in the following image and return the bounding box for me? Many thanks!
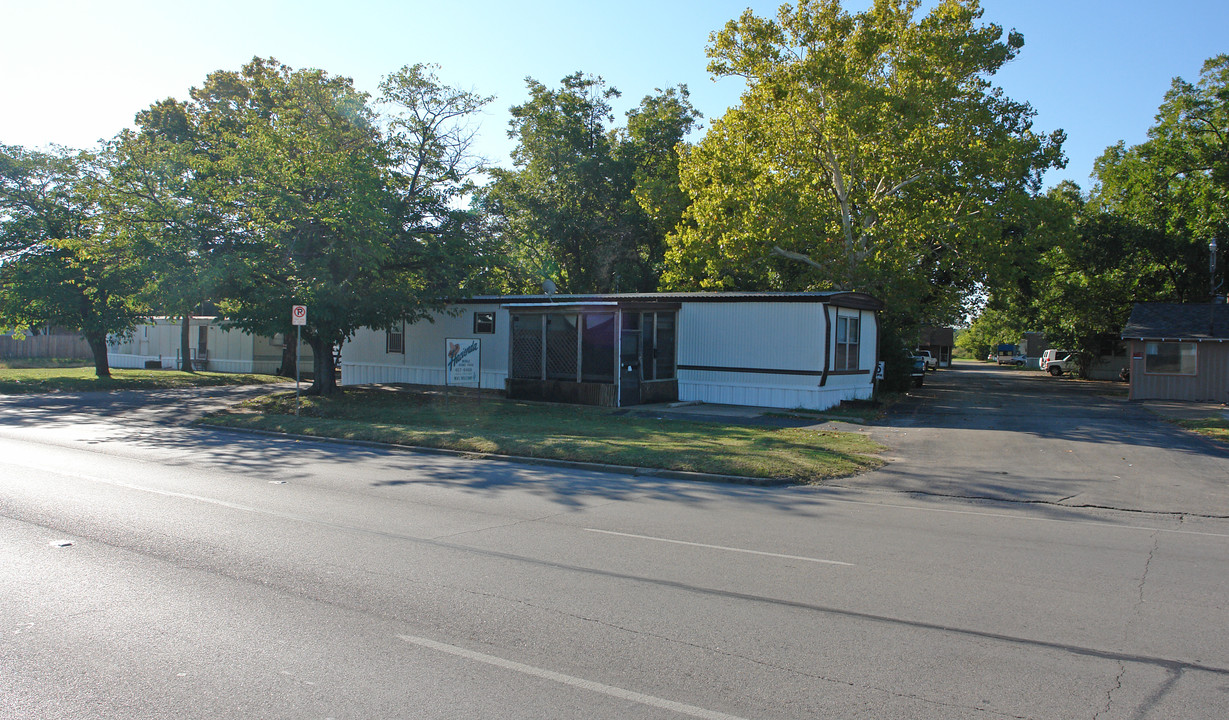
[545,314,578,380]
[511,319,543,379]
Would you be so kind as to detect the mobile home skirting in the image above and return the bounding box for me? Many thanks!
[108,352,281,374]
[340,361,507,391]
[677,373,873,409]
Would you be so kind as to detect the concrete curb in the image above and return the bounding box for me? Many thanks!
[198,422,793,488]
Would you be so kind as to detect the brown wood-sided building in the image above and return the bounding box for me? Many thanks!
[918,327,955,368]
[1121,303,1229,402]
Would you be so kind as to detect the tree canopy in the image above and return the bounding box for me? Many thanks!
[93,99,226,371]
[978,54,1229,374]
[481,74,700,293]
[1092,53,1228,300]
[175,58,490,394]
[663,0,1064,328]
[12,11,1222,391]
[0,144,149,377]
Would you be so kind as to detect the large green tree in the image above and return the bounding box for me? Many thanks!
[94,99,226,372]
[483,75,699,293]
[985,55,1229,375]
[956,306,1027,361]
[181,58,486,394]
[618,86,703,284]
[663,0,1064,326]
[0,144,149,377]
[1092,54,1229,300]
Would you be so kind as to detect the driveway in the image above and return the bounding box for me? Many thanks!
[843,363,1229,517]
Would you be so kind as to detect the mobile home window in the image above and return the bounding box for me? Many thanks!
[473,312,495,334]
[835,316,860,371]
[1145,342,1196,375]
[386,323,405,354]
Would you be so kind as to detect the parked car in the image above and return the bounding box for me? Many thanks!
[1040,349,1075,376]
[915,349,938,370]
[996,352,1027,367]
[908,354,926,387]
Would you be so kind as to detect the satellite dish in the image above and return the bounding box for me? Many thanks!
[542,278,557,296]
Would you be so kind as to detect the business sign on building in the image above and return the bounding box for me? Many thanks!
[445,338,480,386]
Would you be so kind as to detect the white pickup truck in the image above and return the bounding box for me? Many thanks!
[915,350,938,370]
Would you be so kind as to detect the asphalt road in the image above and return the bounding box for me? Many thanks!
[2,371,1227,719]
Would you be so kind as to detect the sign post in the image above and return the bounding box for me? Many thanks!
[291,305,307,416]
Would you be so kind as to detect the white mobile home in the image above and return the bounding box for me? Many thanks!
[108,317,311,373]
[341,292,883,411]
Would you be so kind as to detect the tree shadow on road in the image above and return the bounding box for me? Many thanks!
[1,389,864,516]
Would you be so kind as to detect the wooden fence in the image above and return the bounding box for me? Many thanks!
[0,334,92,359]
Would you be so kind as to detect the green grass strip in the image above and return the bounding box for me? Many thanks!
[0,367,285,395]
[1176,417,1229,444]
[201,387,885,484]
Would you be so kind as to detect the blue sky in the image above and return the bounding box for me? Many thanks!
[2,0,1226,188]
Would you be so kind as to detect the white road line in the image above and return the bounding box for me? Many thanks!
[584,528,854,566]
[397,634,753,720]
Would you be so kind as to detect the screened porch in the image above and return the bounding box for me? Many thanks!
[504,301,678,407]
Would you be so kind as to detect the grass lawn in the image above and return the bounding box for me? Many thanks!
[0,358,90,369]
[1176,417,1229,444]
[201,387,886,484]
[0,365,285,395]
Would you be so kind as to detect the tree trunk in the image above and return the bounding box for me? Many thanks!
[279,333,297,378]
[306,336,339,396]
[85,331,111,379]
[180,314,194,372]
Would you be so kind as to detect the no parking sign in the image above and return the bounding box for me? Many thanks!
[291,305,307,326]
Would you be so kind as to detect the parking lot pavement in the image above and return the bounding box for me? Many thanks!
[844,363,1229,517]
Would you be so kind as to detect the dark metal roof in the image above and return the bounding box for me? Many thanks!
[456,291,884,311]
[1121,303,1229,341]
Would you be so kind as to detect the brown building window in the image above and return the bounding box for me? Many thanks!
[1144,341,1195,375]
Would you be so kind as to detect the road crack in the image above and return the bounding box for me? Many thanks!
[1094,662,1125,720]
[1137,532,1159,607]
[1098,531,1159,718]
